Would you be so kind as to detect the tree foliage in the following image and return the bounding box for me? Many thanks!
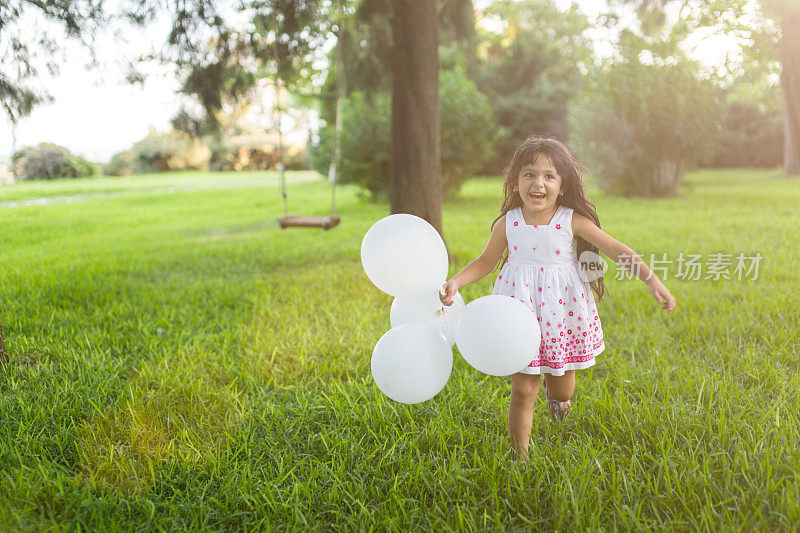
[571,59,723,197]
[164,0,335,139]
[603,0,799,176]
[439,67,498,190]
[473,0,593,170]
[0,0,104,124]
[702,69,784,169]
[310,68,495,199]
[315,0,475,129]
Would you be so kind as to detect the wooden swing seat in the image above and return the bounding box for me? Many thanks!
[278,215,341,230]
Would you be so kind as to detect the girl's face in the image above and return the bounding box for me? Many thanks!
[516,154,562,213]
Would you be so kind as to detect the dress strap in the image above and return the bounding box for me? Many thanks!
[505,207,521,233]
[553,205,574,232]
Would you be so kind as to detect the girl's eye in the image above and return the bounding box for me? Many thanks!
[546,174,555,180]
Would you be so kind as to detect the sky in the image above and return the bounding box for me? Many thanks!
[0,0,745,163]
[0,13,186,162]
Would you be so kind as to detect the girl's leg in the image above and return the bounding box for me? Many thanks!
[542,370,576,402]
[508,372,541,461]
[542,370,576,421]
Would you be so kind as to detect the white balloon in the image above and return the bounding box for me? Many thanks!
[455,295,541,376]
[360,214,448,298]
[371,323,453,404]
[441,292,466,346]
[390,292,465,346]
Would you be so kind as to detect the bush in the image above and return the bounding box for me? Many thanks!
[10,146,32,178]
[105,131,307,176]
[104,150,136,176]
[310,68,496,200]
[206,136,309,172]
[12,143,96,180]
[104,130,211,175]
[283,146,310,171]
[207,137,274,171]
[133,130,211,173]
[569,59,724,197]
[71,156,97,177]
[310,91,391,199]
[703,99,783,168]
[308,126,334,180]
[439,68,497,196]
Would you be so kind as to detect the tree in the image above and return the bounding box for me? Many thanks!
[168,34,260,140]
[0,0,106,160]
[570,1,726,196]
[767,0,800,174]
[312,0,473,237]
[474,0,593,170]
[390,0,443,236]
[310,68,495,198]
[159,1,333,140]
[702,73,783,168]
[163,0,470,235]
[606,0,800,175]
[0,1,103,118]
[570,58,723,196]
[326,0,475,111]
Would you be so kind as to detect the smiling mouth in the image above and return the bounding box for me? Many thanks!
[529,192,546,199]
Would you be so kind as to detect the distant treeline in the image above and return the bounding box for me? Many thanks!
[11,93,782,191]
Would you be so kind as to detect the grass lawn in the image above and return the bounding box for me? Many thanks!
[1,168,798,530]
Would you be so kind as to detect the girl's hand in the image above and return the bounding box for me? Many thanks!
[648,278,676,313]
[439,280,459,306]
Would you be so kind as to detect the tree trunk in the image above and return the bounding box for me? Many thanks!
[780,10,800,175]
[390,0,443,238]
[652,159,683,196]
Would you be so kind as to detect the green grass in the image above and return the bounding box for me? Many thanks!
[1,168,798,530]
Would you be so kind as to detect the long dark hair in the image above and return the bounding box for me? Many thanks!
[491,135,607,301]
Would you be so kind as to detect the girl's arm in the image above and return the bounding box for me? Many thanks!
[572,214,677,313]
[440,216,508,305]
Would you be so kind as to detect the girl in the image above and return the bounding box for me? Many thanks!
[439,136,676,462]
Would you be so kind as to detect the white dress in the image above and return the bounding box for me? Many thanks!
[491,205,604,376]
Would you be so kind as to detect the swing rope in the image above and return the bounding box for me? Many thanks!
[275,1,342,230]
